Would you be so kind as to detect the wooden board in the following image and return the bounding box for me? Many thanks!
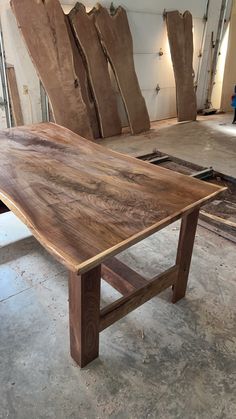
[102,257,147,295]
[172,209,199,302]
[6,65,24,126]
[68,3,121,138]
[95,5,150,135]
[0,123,225,274]
[11,0,93,139]
[65,15,100,139]
[100,266,178,331]
[69,266,101,367]
[166,11,197,122]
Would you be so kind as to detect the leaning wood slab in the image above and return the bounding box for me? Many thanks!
[11,0,93,139]
[68,3,121,138]
[0,123,225,274]
[6,65,24,126]
[65,15,100,138]
[95,5,150,134]
[166,10,197,122]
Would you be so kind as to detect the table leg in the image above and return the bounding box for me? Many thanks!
[172,209,199,303]
[68,265,101,367]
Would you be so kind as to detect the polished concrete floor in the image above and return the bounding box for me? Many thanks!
[1,115,236,418]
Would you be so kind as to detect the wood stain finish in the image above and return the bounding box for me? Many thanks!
[166,11,197,122]
[69,3,121,138]
[11,0,93,139]
[0,123,225,274]
[95,5,150,134]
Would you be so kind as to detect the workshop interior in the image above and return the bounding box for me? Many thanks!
[0,1,235,418]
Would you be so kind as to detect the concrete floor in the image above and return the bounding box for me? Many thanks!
[1,115,236,418]
[100,113,236,178]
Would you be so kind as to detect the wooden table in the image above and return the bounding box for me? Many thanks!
[0,123,225,367]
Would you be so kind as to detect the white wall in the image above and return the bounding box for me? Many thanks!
[196,0,232,110]
[211,22,230,109]
[63,0,209,121]
[0,0,42,126]
[0,0,230,127]
[221,0,236,111]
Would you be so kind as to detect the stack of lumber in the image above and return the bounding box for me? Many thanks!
[11,0,150,139]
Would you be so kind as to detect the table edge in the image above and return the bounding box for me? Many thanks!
[75,187,226,274]
[0,186,225,275]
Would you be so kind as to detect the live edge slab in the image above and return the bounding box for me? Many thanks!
[0,123,225,367]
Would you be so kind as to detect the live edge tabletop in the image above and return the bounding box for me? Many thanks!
[0,123,225,274]
[0,123,226,367]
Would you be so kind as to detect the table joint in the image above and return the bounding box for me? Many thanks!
[99,264,179,332]
[101,257,148,296]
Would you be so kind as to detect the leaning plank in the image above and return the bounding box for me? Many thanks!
[95,5,150,135]
[100,266,178,331]
[65,15,100,138]
[11,0,93,139]
[166,10,197,122]
[69,3,121,138]
[102,257,147,296]
[6,65,23,126]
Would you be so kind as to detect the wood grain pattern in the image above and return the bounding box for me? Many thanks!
[69,265,101,367]
[68,3,121,138]
[11,0,93,139]
[100,266,178,331]
[95,5,150,134]
[65,15,100,139]
[166,11,197,122]
[172,209,199,303]
[6,65,24,126]
[102,257,147,295]
[0,123,225,274]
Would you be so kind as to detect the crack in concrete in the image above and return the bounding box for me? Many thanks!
[0,286,33,303]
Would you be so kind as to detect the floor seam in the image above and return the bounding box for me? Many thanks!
[0,286,33,303]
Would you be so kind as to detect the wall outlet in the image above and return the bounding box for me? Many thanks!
[23,85,29,95]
